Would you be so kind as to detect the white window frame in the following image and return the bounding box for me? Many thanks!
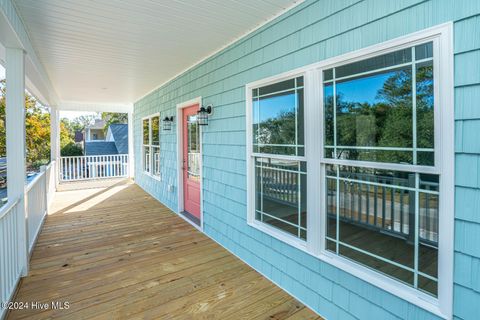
[245,23,453,319]
[142,113,161,180]
[246,72,308,252]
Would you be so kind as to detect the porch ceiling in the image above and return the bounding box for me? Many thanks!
[12,0,300,106]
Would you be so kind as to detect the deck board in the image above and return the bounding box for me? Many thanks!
[8,181,320,319]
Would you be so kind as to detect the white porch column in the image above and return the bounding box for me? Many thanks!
[128,110,134,179]
[50,107,60,188]
[6,47,28,275]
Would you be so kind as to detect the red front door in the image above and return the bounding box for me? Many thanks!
[182,105,201,224]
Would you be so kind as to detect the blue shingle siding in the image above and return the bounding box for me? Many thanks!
[133,1,480,319]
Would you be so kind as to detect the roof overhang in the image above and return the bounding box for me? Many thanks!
[3,0,303,110]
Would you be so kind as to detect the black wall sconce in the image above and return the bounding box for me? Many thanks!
[197,104,212,126]
[162,116,174,131]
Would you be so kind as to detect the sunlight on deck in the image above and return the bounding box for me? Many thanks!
[8,181,320,319]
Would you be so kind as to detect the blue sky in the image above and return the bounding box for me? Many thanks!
[337,72,392,104]
[256,71,394,122]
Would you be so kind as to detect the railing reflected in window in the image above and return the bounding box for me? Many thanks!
[325,165,438,295]
[255,158,307,239]
[251,76,307,240]
[323,42,439,297]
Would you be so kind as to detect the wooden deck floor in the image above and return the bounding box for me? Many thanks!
[8,181,320,320]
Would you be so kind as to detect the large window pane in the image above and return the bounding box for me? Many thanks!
[143,119,150,145]
[325,165,439,296]
[324,42,434,166]
[151,116,160,146]
[143,146,150,173]
[253,77,304,156]
[152,146,160,176]
[255,157,307,240]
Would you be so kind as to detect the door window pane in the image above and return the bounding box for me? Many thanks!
[255,157,307,239]
[187,115,200,182]
[253,77,304,156]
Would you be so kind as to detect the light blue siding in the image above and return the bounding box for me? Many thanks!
[134,0,480,319]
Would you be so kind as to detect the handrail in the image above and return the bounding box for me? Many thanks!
[25,170,46,192]
[0,197,20,220]
[60,154,128,159]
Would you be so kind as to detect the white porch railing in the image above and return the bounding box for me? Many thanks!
[0,198,23,318]
[60,154,129,182]
[0,161,57,319]
[26,161,56,253]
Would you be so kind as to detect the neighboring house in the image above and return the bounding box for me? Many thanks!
[84,123,128,156]
[85,119,106,141]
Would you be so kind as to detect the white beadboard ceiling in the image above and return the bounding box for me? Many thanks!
[13,0,300,106]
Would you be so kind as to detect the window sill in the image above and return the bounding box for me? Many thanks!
[247,220,307,253]
[143,171,162,181]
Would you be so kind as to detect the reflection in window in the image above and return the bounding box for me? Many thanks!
[251,76,307,240]
[151,116,160,177]
[255,158,307,239]
[143,116,160,176]
[142,118,150,173]
[325,164,439,296]
[143,146,150,173]
[187,115,200,182]
[253,77,304,156]
[143,119,149,145]
[323,42,434,166]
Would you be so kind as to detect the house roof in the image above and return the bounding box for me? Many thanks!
[87,119,106,130]
[109,124,128,154]
[85,141,118,156]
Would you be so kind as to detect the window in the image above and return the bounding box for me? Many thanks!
[323,42,439,297]
[142,115,160,177]
[250,76,307,240]
[246,24,453,317]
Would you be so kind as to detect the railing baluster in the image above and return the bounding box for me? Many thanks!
[358,182,362,222]
[390,188,395,231]
[374,184,378,227]
[382,183,386,229]
[57,154,129,182]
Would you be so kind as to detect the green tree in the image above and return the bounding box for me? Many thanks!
[0,79,59,170]
[101,112,127,131]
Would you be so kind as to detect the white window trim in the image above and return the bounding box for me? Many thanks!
[142,113,161,180]
[245,22,453,319]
